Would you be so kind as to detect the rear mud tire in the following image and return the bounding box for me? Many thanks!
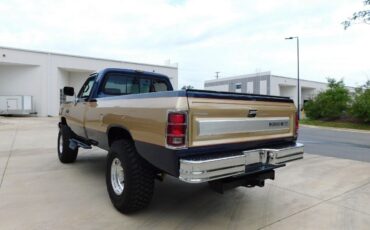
[106,139,155,214]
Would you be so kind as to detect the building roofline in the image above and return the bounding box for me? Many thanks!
[204,71,356,88]
[0,45,178,70]
[271,74,327,85]
[271,74,356,88]
[205,71,271,83]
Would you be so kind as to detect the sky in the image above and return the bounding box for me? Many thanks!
[0,0,369,89]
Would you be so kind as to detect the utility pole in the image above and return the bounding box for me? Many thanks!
[215,72,220,79]
[285,36,300,120]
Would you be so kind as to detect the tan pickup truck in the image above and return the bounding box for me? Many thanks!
[58,68,304,213]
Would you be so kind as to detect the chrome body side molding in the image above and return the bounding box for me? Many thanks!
[196,117,290,136]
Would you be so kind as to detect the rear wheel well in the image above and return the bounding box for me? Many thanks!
[108,127,133,147]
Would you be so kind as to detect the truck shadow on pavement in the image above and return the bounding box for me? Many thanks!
[72,150,107,178]
[72,150,266,228]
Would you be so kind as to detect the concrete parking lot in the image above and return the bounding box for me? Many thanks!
[1,117,370,230]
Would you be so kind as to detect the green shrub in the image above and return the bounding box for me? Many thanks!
[304,78,350,120]
[304,99,321,119]
[351,81,370,123]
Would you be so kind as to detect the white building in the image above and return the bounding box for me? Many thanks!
[204,71,354,109]
[0,46,178,116]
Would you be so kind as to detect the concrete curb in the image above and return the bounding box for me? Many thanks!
[300,124,370,134]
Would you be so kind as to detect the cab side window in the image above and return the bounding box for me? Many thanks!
[101,73,145,96]
[78,77,96,99]
[102,73,128,95]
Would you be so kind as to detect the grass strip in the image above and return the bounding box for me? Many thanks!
[300,119,370,131]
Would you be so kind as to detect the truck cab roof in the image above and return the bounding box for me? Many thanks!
[96,68,172,83]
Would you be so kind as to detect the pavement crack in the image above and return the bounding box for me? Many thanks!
[324,179,370,203]
[259,180,370,229]
[258,200,326,230]
[269,183,323,200]
[0,125,18,189]
[328,202,370,217]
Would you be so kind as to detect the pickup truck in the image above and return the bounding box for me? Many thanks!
[58,68,304,213]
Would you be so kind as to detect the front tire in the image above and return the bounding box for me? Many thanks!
[57,127,78,163]
[106,139,155,214]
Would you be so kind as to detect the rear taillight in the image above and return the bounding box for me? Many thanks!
[294,112,299,137]
[166,112,187,148]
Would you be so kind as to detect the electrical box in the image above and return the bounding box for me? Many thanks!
[0,95,34,115]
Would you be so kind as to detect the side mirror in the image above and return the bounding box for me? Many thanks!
[63,87,74,96]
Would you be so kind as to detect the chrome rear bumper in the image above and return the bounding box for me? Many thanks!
[179,143,304,183]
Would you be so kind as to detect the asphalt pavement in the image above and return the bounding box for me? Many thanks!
[298,126,370,162]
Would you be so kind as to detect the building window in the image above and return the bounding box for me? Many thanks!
[235,83,242,93]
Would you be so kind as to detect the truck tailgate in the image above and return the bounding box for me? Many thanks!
[186,90,296,147]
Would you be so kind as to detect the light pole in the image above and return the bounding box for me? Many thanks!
[285,36,300,120]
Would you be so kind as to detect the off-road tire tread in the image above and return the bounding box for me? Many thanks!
[107,139,155,213]
[58,126,78,163]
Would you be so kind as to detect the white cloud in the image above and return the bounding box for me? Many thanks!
[0,0,369,88]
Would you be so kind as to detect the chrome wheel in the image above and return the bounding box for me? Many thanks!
[58,132,63,154]
[111,157,125,195]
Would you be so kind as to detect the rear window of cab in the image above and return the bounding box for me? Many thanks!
[99,73,170,96]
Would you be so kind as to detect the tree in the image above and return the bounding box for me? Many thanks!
[304,78,351,120]
[181,85,194,90]
[342,0,370,29]
[351,80,370,123]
